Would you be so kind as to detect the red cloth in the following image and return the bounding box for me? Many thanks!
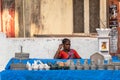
[58,49,81,59]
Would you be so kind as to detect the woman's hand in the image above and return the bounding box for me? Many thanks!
[54,44,63,59]
[58,44,63,50]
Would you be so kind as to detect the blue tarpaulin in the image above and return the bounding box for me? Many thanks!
[1,56,120,80]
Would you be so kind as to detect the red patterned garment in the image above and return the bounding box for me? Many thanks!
[58,49,81,59]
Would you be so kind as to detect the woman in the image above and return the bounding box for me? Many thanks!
[54,38,81,59]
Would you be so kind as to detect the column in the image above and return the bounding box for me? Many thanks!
[84,0,89,33]
[100,0,107,28]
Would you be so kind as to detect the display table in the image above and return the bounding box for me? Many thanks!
[1,57,120,80]
[5,58,91,70]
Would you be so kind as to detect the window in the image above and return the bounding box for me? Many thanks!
[73,0,100,34]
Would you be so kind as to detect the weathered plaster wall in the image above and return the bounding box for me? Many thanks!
[14,0,73,37]
[1,0,108,37]
[0,33,98,71]
[41,0,73,34]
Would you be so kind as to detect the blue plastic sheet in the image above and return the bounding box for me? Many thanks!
[1,70,120,80]
[1,56,120,80]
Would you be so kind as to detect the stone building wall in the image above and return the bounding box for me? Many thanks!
[0,0,108,37]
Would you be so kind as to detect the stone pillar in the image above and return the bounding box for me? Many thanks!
[96,28,111,60]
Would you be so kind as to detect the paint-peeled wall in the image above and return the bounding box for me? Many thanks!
[1,0,15,37]
[0,0,108,37]
[14,0,73,37]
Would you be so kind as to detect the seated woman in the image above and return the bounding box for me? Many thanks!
[54,38,81,59]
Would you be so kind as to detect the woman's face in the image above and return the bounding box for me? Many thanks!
[63,41,71,51]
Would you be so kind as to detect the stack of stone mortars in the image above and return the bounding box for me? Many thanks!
[10,46,29,70]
